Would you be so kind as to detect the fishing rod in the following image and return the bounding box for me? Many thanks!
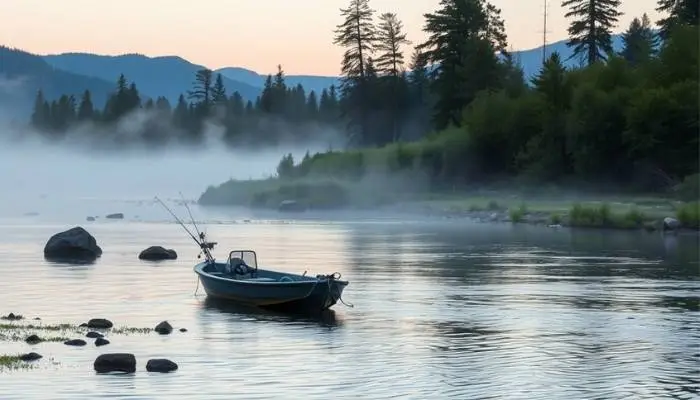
[179,191,203,241]
[154,196,200,246]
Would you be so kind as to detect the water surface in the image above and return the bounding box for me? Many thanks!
[0,200,698,399]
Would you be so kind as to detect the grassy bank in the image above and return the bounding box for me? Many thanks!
[198,176,699,231]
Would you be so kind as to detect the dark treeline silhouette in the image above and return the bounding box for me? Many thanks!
[29,65,346,147]
[27,0,699,192]
[276,0,698,192]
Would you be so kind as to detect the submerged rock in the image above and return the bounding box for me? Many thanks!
[1,312,23,320]
[25,334,42,345]
[64,339,87,346]
[86,216,96,222]
[105,213,124,219]
[43,227,103,261]
[95,337,110,347]
[138,246,178,261]
[146,359,178,373]
[154,321,173,335]
[87,318,113,329]
[86,331,104,339]
[94,353,136,374]
[19,352,42,361]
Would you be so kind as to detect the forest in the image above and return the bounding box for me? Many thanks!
[30,0,699,195]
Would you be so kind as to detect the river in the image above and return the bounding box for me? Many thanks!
[0,198,697,399]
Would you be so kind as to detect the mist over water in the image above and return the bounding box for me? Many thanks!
[0,114,339,220]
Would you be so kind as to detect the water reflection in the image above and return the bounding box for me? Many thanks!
[199,297,342,329]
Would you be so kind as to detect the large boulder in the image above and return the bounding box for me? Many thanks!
[94,353,136,374]
[146,359,178,373]
[139,246,177,261]
[44,227,102,261]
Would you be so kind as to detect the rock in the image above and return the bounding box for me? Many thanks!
[138,246,178,261]
[105,213,124,219]
[95,338,110,347]
[86,216,95,222]
[179,328,187,332]
[79,323,88,328]
[87,318,113,329]
[19,352,42,361]
[663,217,680,231]
[146,359,178,373]
[64,339,87,346]
[86,331,104,338]
[1,312,23,320]
[154,321,173,335]
[25,334,42,344]
[94,353,136,374]
[43,226,103,261]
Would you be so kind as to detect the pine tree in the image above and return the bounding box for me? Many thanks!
[375,13,410,77]
[212,73,228,105]
[621,14,658,65]
[418,0,508,129]
[656,0,699,39]
[306,90,319,119]
[562,0,623,65]
[30,90,49,129]
[333,0,377,145]
[77,90,94,121]
[188,69,214,117]
[259,75,274,113]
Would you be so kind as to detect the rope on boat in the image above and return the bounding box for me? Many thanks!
[319,272,354,308]
[194,276,201,296]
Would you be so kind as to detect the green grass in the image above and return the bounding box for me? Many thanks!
[676,201,700,229]
[0,322,153,343]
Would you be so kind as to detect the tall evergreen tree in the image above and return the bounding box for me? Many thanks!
[188,69,214,116]
[656,0,699,38]
[30,90,50,129]
[333,0,377,145]
[418,0,508,129]
[620,14,658,65]
[77,90,94,121]
[212,73,228,105]
[375,13,410,77]
[562,0,623,65]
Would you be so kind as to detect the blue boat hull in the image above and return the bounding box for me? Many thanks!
[194,261,348,312]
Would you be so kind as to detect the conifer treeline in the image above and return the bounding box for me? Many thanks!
[278,0,698,189]
[30,66,346,147]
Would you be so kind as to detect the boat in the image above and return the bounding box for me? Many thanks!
[155,196,351,312]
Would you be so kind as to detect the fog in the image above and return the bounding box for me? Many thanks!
[0,99,344,220]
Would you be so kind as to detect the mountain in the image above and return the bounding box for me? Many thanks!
[511,35,626,79]
[41,53,262,103]
[0,46,114,119]
[215,67,340,95]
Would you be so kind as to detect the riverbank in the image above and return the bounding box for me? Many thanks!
[197,178,699,232]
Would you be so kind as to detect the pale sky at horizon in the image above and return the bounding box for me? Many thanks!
[2,0,662,75]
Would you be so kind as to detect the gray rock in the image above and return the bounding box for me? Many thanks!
[146,359,178,373]
[154,321,173,335]
[25,334,42,344]
[663,217,680,231]
[86,331,104,338]
[64,339,87,346]
[43,227,102,261]
[105,213,124,219]
[95,337,110,347]
[94,353,136,373]
[87,318,113,329]
[86,216,95,222]
[139,246,178,261]
[19,352,42,361]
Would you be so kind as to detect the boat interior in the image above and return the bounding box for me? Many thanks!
[201,250,316,283]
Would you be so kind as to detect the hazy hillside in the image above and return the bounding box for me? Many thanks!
[0,46,114,119]
[215,67,340,94]
[42,53,262,103]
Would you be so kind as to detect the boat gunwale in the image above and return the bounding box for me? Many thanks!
[193,261,349,287]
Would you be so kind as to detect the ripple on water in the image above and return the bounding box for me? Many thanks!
[0,217,698,399]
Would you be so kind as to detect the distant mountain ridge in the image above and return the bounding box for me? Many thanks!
[0,34,626,121]
[41,34,625,98]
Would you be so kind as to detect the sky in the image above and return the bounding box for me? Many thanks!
[1,0,662,75]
